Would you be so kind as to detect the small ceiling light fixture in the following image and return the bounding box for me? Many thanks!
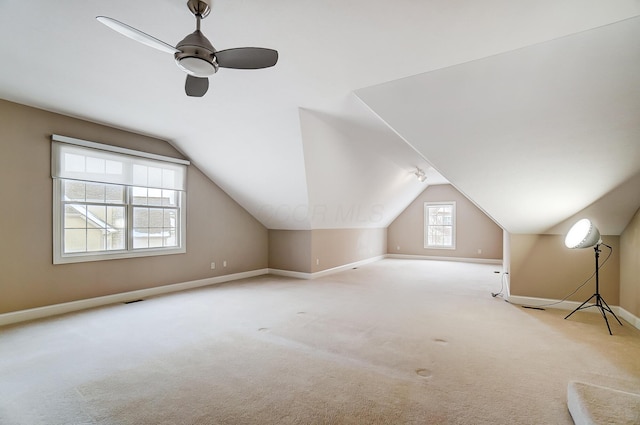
[563,218,622,334]
[414,167,427,182]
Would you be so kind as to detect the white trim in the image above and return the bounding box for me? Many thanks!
[386,253,503,265]
[618,307,640,330]
[52,134,190,165]
[507,295,640,331]
[269,255,386,280]
[8,259,635,333]
[54,246,188,264]
[312,255,385,278]
[268,269,313,279]
[1,257,386,326]
[507,295,592,311]
[503,272,511,298]
[0,269,268,327]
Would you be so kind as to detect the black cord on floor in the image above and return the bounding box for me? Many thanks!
[519,244,613,310]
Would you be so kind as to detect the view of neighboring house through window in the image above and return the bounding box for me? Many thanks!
[62,180,127,253]
[424,202,456,249]
[131,187,179,249]
[51,135,189,264]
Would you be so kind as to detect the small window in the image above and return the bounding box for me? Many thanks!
[52,135,189,264]
[424,202,456,249]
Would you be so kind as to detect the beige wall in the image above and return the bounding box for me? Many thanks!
[268,230,312,273]
[3,98,636,317]
[387,184,503,259]
[0,100,268,314]
[620,207,640,317]
[269,228,386,273]
[510,234,620,304]
[311,228,386,273]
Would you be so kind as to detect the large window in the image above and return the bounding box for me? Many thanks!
[424,202,456,249]
[52,135,189,264]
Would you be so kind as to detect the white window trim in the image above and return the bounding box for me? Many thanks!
[52,136,188,264]
[424,201,456,250]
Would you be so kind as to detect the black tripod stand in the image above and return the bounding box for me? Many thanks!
[564,244,622,335]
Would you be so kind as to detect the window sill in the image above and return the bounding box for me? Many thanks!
[53,247,186,264]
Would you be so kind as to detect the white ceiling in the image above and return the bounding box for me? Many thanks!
[356,15,640,234]
[0,0,639,234]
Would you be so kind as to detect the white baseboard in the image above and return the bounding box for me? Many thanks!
[0,269,269,327]
[268,269,312,279]
[1,257,387,326]
[507,295,591,311]
[8,260,637,332]
[269,255,386,280]
[311,255,386,278]
[508,295,640,331]
[386,253,503,265]
[618,306,640,330]
[1,256,385,326]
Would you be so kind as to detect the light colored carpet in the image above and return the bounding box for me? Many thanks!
[1,259,639,424]
[567,381,640,425]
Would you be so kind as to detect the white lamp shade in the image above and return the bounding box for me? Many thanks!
[564,219,601,249]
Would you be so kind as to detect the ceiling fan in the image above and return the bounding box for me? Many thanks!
[97,0,278,97]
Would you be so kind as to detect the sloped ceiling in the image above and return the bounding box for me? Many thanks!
[299,96,448,229]
[356,16,640,235]
[0,1,638,233]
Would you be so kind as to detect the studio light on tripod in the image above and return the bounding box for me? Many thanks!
[563,218,622,335]
[564,218,601,248]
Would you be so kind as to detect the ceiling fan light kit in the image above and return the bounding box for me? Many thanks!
[96,0,277,97]
[175,30,219,77]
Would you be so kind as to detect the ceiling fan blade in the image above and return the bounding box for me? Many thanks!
[96,16,180,55]
[216,48,278,69]
[185,75,209,97]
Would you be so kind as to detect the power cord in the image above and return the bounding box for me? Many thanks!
[520,244,613,310]
[491,271,508,298]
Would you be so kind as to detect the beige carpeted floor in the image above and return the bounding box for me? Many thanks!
[1,259,639,424]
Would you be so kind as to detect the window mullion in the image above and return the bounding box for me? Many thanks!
[126,186,133,252]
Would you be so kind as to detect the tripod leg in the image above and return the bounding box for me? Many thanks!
[598,295,623,326]
[565,294,597,320]
[596,300,613,335]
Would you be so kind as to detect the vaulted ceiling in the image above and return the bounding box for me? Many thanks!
[1,1,638,234]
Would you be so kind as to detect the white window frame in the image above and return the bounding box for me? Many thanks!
[52,135,189,264]
[424,201,456,250]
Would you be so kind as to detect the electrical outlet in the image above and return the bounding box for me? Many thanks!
[316,258,319,265]
[396,245,400,250]
[477,249,482,254]
[223,260,227,267]
[210,262,215,269]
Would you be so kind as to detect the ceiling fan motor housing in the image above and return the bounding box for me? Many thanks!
[174,30,218,77]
